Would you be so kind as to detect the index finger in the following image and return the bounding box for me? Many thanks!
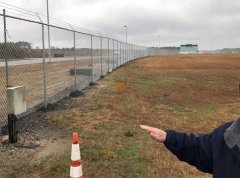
[140,125,159,132]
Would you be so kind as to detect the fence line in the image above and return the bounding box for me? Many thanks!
[0,9,148,131]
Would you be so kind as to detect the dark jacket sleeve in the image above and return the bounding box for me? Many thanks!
[164,130,213,173]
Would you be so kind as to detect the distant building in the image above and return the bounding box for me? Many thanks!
[180,44,198,54]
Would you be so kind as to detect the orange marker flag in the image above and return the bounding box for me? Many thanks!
[116,82,126,90]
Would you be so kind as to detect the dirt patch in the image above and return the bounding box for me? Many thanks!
[0,90,88,178]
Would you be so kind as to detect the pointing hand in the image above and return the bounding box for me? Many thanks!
[140,125,167,143]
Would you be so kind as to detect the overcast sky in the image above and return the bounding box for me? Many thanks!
[1,0,240,50]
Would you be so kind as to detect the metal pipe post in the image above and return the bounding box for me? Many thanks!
[127,44,130,62]
[8,114,17,143]
[134,45,136,59]
[128,44,129,62]
[42,24,47,107]
[130,45,132,61]
[120,42,122,65]
[107,38,109,72]
[73,31,77,91]
[91,35,93,82]
[100,36,103,76]
[112,40,114,69]
[117,41,118,67]
[125,43,126,64]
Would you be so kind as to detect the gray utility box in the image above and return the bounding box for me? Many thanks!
[7,86,26,115]
[69,68,92,76]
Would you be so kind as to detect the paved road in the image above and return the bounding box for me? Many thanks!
[0,54,123,67]
[0,56,93,67]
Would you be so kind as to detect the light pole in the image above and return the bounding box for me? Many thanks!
[124,25,127,43]
[47,0,51,62]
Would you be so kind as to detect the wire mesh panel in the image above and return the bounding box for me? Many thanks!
[5,17,44,111]
[119,42,122,66]
[133,45,135,59]
[129,45,132,61]
[122,43,125,64]
[116,41,119,67]
[108,39,114,72]
[0,15,7,122]
[126,43,128,63]
[122,43,126,64]
[126,45,128,62]
[113,40,118,69]
[75,32,91,90]
[0,7,149,127]
[102,37,108,75]
[117,41,120,67]
[92,36,101,82]
[129,45,131,61]
[131,45,133,61]
[46,26,74,104]
[137,46,139,58]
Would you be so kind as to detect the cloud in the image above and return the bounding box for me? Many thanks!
[0,0,240,49]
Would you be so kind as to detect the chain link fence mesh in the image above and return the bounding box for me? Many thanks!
[0,9,148,131]
[6,17,45,109]
[108,39,114,72]
[92,36,101,82]
[102,37,108,75]
[46,26,75,104]
[0,16,6,123]
[75,32,92,91]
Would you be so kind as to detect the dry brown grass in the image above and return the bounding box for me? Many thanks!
[10,54,240,178]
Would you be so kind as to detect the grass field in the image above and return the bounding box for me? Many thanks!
[3,54,240,177]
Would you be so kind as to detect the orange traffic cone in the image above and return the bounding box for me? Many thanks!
[70,132,83,178]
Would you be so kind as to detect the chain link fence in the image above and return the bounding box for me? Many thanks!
[0,8,148,131]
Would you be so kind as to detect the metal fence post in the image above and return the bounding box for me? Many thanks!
[133,45,136,59]
[126,43,127,63]
[107,38,109,72]
[36,13,48,106]
[126,43,128,62]
[131,45,132,61]
[130,44,132,61]
[73,31,77,91]
[129,44,130,62]
[120,42,122,66]
[100,36,103,76]
[91,35,93,82]
[125,43,126,64]
[112,40,114,69]
[130,44,131,61]
[41,24,47,107]
[128,44,129,62]
[117,41,119,67]
[3,9,9,87]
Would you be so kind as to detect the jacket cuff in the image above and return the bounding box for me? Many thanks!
[164,130,176,147]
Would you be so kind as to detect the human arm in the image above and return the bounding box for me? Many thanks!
[140,125,213,173]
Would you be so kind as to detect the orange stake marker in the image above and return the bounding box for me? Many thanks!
[116,82,126,90]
